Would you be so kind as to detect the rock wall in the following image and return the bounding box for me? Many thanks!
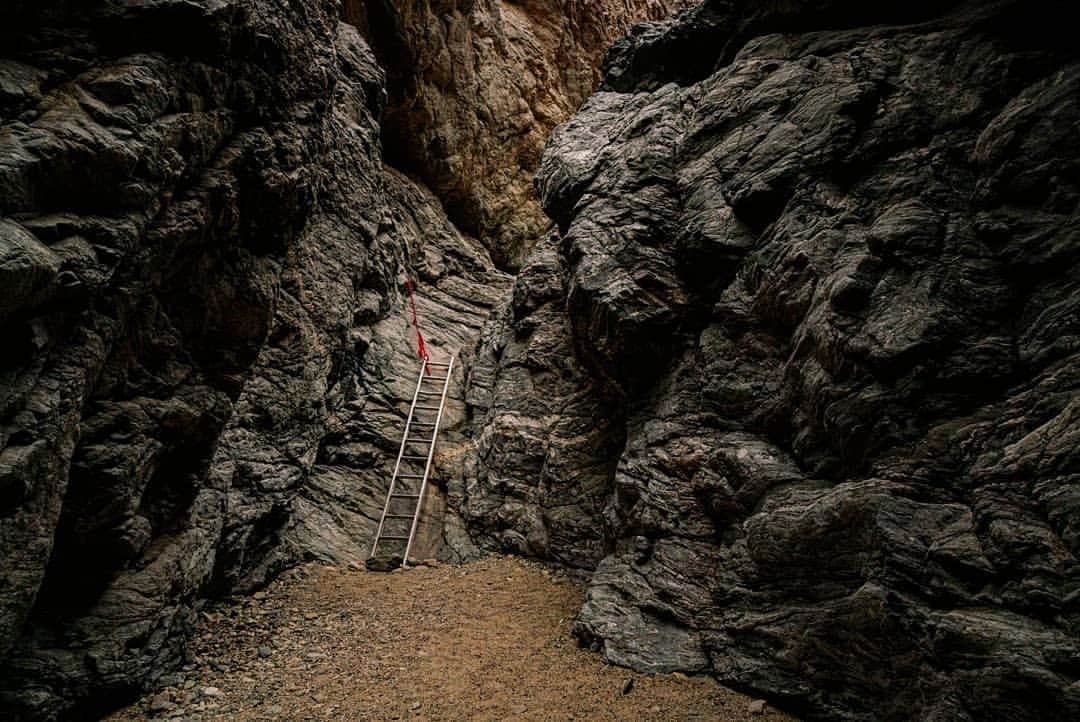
[5,0,1078,719]
[0,0,509,717]
[459,0,1080,719]
[1,0,691,716]
[343,0,689,269]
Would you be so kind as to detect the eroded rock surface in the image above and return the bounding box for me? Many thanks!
[5,0,1079,719]
[0,1,512,718]
[343,0,690,269]
[460,1,1080,719]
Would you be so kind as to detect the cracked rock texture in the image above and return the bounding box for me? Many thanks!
[0,0,517,718]
[342,0,689,269]
[0,0,687,715]
[4,0,1080,720]
[460,0,1080,719]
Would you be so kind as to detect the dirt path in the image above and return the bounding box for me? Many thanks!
[108,556,794,721]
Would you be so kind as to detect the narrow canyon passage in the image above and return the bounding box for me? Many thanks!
[2,0,1078,721]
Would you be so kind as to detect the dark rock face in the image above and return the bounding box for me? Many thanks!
[0,1,509,717]
[2,0,701,713]
[343,0,690,269]
[460,0,1080,719]
[4,0,1079,719]
[454,232,626,569]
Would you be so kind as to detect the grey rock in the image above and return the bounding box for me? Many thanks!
[453,232,624,569]
[0,1,511,719]
[459,0,1080,720]
[2,1,1078,721]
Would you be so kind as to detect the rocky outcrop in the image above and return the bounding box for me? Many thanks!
[0,0,513,717]
[1,0,697,713]
[343,0,689,269]
[459,0,1080,719]
[5,0,1078,719]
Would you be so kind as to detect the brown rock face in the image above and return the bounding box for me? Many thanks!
[345,0,689,269]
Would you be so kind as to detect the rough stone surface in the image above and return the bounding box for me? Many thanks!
[4,0,1080,720]
[0,0,691,715]
[343,0,690,269]
[453,231,626,569]
[460,0,1080,719]
[0,1,513,718]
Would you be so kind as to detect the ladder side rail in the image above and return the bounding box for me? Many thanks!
[402,355,454,567]
[370,359,428,558]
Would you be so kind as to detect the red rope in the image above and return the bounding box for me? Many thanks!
[405,277,430,372]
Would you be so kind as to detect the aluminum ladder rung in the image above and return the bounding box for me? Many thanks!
[370,355,455,567]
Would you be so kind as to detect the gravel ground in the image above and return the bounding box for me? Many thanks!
[107,556,795,721]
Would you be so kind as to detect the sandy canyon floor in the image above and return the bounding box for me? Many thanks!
[107,556,796,721]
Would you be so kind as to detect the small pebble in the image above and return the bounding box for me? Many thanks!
[148,692,173,714]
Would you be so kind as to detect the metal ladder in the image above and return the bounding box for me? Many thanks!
[369,356,454,568]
